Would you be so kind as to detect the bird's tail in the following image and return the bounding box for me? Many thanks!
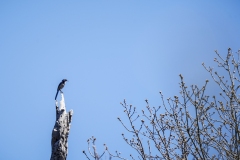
[55,90,59,100]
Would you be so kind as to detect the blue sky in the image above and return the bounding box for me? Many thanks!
[1,1,240,159]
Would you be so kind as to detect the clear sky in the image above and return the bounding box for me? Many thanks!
[1,1,240,159]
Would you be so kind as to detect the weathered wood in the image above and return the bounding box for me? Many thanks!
[50,93,73,160]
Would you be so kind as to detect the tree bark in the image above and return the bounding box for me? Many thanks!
[50,93,73,160]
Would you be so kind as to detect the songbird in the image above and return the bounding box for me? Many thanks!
[55,79,68,100]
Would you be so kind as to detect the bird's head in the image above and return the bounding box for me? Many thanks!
[62,79,68,82]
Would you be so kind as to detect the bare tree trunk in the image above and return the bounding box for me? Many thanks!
[50,93,73,160]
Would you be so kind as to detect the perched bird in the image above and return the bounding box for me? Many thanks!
[55,79,68,100]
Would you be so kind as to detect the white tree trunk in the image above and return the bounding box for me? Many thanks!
[50,93,73,160]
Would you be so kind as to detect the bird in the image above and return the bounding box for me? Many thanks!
[55,79,68,100]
